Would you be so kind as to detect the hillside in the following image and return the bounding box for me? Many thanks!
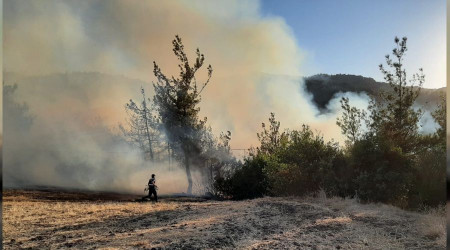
[304,74,445,112]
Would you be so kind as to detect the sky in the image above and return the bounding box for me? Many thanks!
[261,0,446,89]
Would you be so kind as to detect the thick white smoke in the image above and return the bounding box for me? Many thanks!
[4,0,436,193]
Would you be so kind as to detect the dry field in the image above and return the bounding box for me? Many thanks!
[2,189,445,249]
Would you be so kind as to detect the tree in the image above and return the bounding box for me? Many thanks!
[336,97,366,146]
[335,37,431,208]
[431,93,446,147]
[375,36,424,154]
[354,37,426,206]
[120,87,162,161]
[256,112,287,155]
[412,93,446,207]
[153,35,212,194]
[201,130,238,197]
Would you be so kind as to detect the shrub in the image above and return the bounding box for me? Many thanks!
[348,135,414,208]
[214,155,269,200]
[412,145,446,207]
[264,125,344,196]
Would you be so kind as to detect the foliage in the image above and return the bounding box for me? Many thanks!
[336,97,366,145]
[413,143,446,207]
[347,135,414,207]
[335,37,445,208]
[216,114,347,199]
[431,94,446,148]
[200,129,240,197]
[213,155,269,200]
[256,112,287,155]
[119,36,234,196]
[264,124,344,196]
[374,37,424,155]
[411,94,446,207]
[216,36,445,209]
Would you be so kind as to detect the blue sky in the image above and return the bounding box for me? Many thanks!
[260,0,446,89]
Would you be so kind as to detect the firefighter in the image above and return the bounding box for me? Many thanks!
[147,174,158,202]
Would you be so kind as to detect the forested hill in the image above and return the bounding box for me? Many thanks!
[304,74,445,112]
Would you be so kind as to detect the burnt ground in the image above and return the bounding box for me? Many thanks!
[2,189,445,249]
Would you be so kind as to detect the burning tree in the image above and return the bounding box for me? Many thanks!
[152,35,213,194]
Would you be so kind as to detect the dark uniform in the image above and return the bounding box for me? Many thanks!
[147,175,158,202]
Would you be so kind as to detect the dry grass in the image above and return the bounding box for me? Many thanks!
[417,206,446,245]
[2,189,445,249]
[3,198,180,249]
[315,216,352,225]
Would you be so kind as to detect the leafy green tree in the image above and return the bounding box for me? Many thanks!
[153,35,212,194]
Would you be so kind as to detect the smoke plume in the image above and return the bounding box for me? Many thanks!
[4,0,432,192]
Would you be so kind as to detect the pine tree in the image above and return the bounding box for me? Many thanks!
[375,37,424,154]
[153,35,212,194]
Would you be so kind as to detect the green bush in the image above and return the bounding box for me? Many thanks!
[347,135,415,208]
[214,155,269,200]
[213,118,354,200]
[264,125,345,196]
[412,144,446,208]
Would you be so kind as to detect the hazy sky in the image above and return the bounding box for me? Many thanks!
[261,0,446,89]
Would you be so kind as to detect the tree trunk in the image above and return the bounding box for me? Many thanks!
[141,89,154,161]
[184,153,193,194]
[143,113,154,161]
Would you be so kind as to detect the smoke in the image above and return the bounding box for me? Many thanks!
[5,0,430,192]
[3,76,201,194]
[418,110,440,135]
[298,91,371,144]
[3,0,311,192]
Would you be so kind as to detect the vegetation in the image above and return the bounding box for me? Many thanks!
[120,87,162,161]
[341,37,445,208]
[336,97,366,145]
[122,35,234,195]
[119,35,444,209]
[214,37,445,210]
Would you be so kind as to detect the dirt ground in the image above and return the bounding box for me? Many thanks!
[2,189,446,249]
